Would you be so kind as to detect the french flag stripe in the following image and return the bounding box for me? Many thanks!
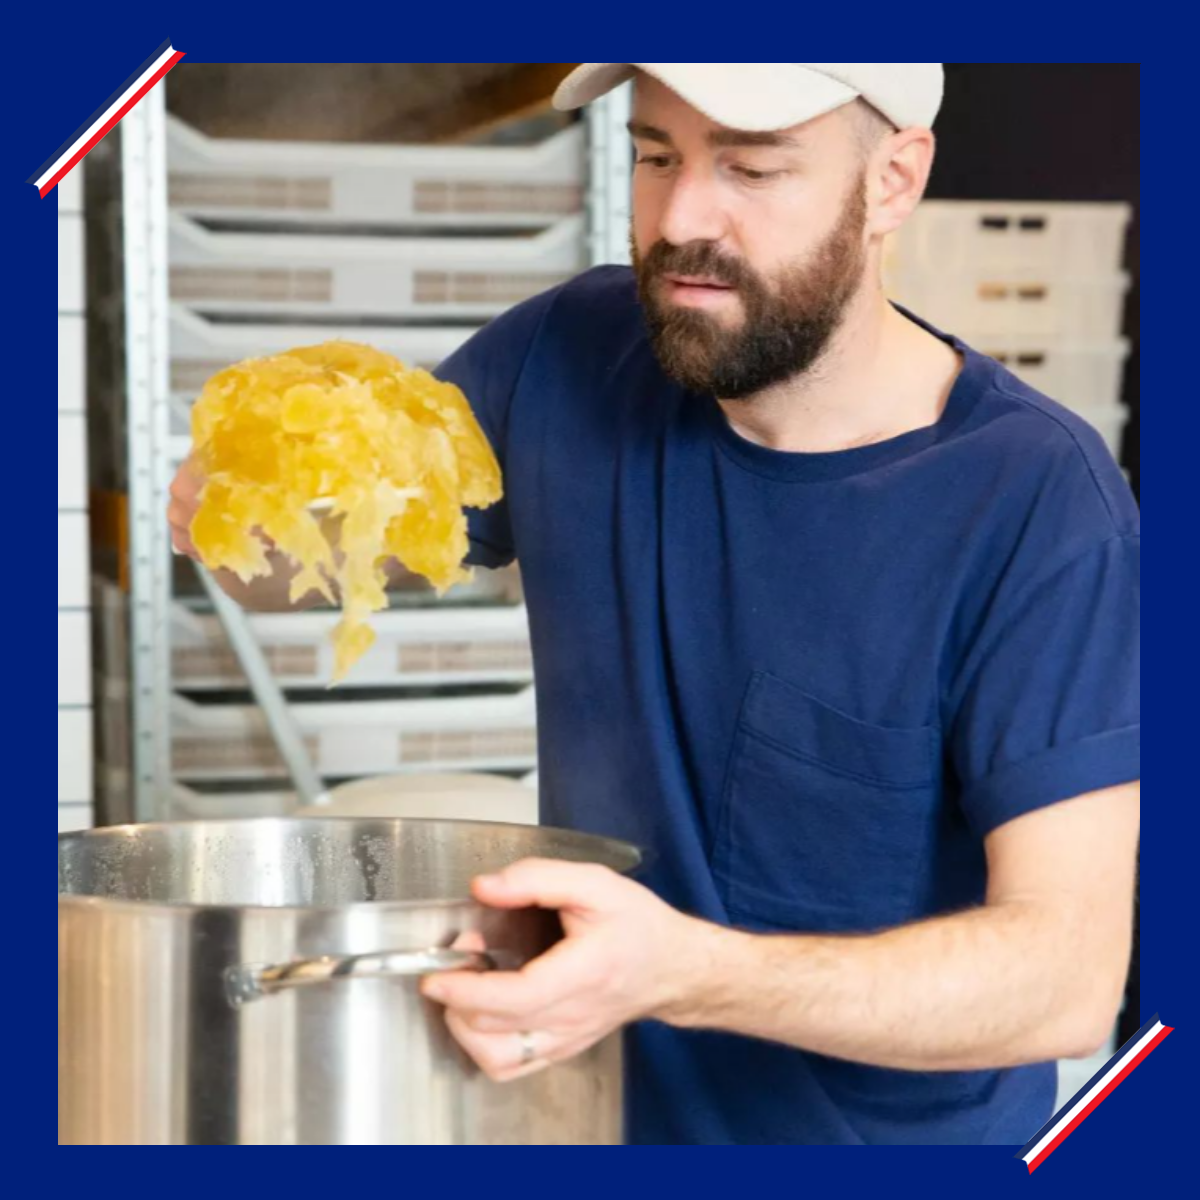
[1018,1013,1174,1174]
[28,39,185,197]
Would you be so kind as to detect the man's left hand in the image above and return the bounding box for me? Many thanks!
[420,859,707,1082]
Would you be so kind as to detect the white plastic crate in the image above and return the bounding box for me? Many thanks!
[887,269,1130,340]
[167,212,586,319]
[167,114,585,229]
[59,315,86,412]
[165,688,537,782]
[58,611,92,707]
[58,804,94,834]
[58,708,93,803]
[59,514,90,608]
[99,678,537,782]
[978,338,1131,411]
[94,573,527,685]
[58,215,85,313]
[888,201,1133,277]
[168,305,472,405]
[58,413,88,510]
[169,603,532,690]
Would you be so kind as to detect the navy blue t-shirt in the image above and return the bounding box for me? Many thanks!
[436,266,1141,1146]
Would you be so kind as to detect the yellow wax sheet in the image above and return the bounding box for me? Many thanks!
[190,341,502,682]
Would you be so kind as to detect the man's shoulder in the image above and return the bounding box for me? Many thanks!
[540,264,645,346]
[558,263,640,305]
[436,266,646,406]
[955,345,1139,542]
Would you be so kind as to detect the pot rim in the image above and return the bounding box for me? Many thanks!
[57,815,644,916]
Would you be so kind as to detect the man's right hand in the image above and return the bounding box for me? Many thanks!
[165,448,421,612]
[168,454,205,561]
[166,453,307,612]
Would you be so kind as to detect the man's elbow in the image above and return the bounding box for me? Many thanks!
[1057,1013,1119,1062]
[1051,966,1129,1062]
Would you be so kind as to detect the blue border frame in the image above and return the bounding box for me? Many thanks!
[24,36,1179,1180]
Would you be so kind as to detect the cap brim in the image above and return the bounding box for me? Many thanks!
[554,63,859,133]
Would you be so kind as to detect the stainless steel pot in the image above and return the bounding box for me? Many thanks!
[59,818,641,1145]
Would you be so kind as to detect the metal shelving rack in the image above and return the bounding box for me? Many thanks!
[586,83,633,268]
[121,98,174,820]
[118,76,632,824]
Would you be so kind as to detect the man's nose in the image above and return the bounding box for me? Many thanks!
[657,170,727,247]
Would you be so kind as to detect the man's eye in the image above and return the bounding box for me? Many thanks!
[636,155,674,170]
[733,167,783,183]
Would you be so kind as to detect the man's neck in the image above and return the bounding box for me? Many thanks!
[717,289,964,455]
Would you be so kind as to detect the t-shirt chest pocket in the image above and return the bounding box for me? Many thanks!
[714,672,942,934]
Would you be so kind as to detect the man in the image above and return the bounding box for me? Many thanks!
[170,63,1140,1146]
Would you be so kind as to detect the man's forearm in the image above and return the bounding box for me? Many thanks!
[661,900,1128,1072]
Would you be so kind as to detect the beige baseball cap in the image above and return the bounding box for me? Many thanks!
[554,63,945,133]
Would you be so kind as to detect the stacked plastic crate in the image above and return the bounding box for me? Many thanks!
[885,202,1134,461]
[58,165,94,832]
[117,114,588,817]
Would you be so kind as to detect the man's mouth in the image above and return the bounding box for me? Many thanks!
[660,274,739,309]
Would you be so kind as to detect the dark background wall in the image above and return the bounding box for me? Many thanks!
[929,64,1140,497]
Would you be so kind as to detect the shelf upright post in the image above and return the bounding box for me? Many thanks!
[586,84,633,268]
[122,90,174,822]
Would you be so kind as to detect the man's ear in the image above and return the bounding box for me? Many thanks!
[869,128,937,239]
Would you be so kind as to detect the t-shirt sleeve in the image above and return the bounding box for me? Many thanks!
[433,288,561,569]
[948,533,1141,837]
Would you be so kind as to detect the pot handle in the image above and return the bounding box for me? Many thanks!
[225,947,505,1008]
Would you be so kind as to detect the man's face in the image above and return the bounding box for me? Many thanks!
[630,76,871,400]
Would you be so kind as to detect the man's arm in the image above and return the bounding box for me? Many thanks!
[665,784,1139,1070]
[424,783,1139,1082]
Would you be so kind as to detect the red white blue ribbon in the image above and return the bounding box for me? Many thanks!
[1018,1013,1174,1173]
[27,38,184,198]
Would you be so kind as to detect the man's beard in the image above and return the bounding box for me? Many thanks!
[632,177,869,400]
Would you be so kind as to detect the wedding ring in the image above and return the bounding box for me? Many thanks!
[518,1030,538,1067]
